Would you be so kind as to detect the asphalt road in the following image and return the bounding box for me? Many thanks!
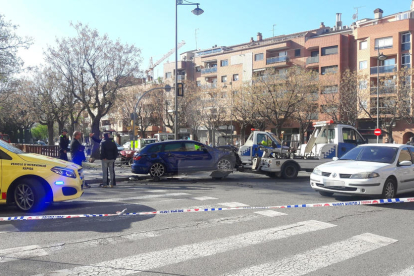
[1,171,414,276]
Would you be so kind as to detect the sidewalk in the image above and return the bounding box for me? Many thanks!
[81,161,139,184]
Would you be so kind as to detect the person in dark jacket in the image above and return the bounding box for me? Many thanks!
[100,132,118,188]
[89,132,117,186]
[70,131,85,166]
[59,129,69,161]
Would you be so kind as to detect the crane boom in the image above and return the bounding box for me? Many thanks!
[146,40,186,81]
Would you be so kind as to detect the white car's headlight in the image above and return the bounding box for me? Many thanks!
[51,167,76,179]
[349,172,380,179]
[312,167,322,176]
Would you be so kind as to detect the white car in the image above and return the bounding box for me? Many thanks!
[310,144,414,199]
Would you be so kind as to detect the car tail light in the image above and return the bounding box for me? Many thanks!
[134,155,142,161]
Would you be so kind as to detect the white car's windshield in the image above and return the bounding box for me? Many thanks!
[340,146,398,164]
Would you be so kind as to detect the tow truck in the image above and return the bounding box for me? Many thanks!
[237,120,366,179]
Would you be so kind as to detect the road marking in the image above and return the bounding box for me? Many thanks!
[0,245,48,263]
[254,210,287,217]
[38,220,335,276]
[81,193,190,203]
[219,202,249,207]
[193,196,218,201]
[224,233,397,276]
[389,265,414,276]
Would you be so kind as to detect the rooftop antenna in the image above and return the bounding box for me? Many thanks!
[353,6,365,21]
[195,28,199,50]
[270,24,277,37]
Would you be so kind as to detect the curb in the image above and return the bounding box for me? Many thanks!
[85,177,131,184]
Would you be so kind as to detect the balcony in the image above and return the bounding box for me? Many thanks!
[201,67,217,75]
[266,56,287,65]
[370,65,397,74]
[306,56,319,65]
[370,86,396,95]
[201,83,217,89]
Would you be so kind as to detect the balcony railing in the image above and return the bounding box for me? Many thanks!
[370,86,396,95]
[370,64,397,74]
[201,67,217,74]
[201,83,217,89]
[266,56,287,65]
[306,56,319,64]
[252,74,287,84]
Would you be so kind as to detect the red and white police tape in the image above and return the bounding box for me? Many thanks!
[0,197,412,222]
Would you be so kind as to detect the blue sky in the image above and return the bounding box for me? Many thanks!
[0,0,412,79]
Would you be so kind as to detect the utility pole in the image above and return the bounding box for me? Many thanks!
[195,28,199,50]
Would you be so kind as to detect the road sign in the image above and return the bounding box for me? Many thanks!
[374,128,382,136]
[164,84,171,92]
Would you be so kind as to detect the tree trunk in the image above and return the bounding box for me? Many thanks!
[47,121,54,145]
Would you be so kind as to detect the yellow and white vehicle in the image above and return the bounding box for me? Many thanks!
[0,140,84,211]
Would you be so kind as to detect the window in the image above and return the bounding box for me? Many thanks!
[311,51,319,57]
[321,46,338,56]
[0,149,11,160]
[321,65,338,75]
[256,134,273,146]
[233,74,239,81]
[164,142,184,152]
[402,53,411,67]
[165,72,172,78]
[255,53,264,61]
[221,75,227,82]
[402,33,411,51]
[321,85,338,94]
[342,128,358,144]
[147,144,162,153]
[360,41,367,50]
[359,80,368,90]
[221,59,228,67]
[375,37,393,50]
[195,66,201,72]
[398,148,412,163]
[294,49,301,57]
[359,60,367,70]
[184,142,204,151]
[196,81,201,87]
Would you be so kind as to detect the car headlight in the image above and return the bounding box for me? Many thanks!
[349,172,380,179]
[312,167,322,176]
[51,167,76,178]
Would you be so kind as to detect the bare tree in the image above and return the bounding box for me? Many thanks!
[44,22,142,156]
[358,68,412,142]
[252,66,317,137]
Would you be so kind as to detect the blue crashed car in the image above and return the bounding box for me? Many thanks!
[131,140,235,180]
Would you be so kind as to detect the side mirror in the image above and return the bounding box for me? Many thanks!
[399,160,412,166]
[332,157,339,161]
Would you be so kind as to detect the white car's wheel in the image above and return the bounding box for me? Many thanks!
[382,178,396,199]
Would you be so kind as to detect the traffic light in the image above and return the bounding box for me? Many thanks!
[177,83,184,97]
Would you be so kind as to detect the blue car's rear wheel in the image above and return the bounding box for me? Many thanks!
[150,163,165,180]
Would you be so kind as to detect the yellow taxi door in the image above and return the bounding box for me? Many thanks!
[0,149,14,202]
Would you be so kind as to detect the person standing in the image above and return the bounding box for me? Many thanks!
[90,133,117,187]
[59,129,69,161]
[70,131,90,188]
[100,132,118,188]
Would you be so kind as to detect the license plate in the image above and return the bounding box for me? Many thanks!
[324,180,345,186]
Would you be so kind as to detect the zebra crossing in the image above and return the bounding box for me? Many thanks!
[0,188,411,275]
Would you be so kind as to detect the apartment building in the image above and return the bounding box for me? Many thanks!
[163,1,414,144]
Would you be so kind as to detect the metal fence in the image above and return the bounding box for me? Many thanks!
[11,144,60,158]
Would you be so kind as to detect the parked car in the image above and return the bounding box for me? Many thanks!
[310,144,414,199]
[37,140,46,146]
[131,140,236,180]
[123,141,131,150]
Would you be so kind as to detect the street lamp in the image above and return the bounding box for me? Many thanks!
[175,0,204,140]
[376,50,387,143]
